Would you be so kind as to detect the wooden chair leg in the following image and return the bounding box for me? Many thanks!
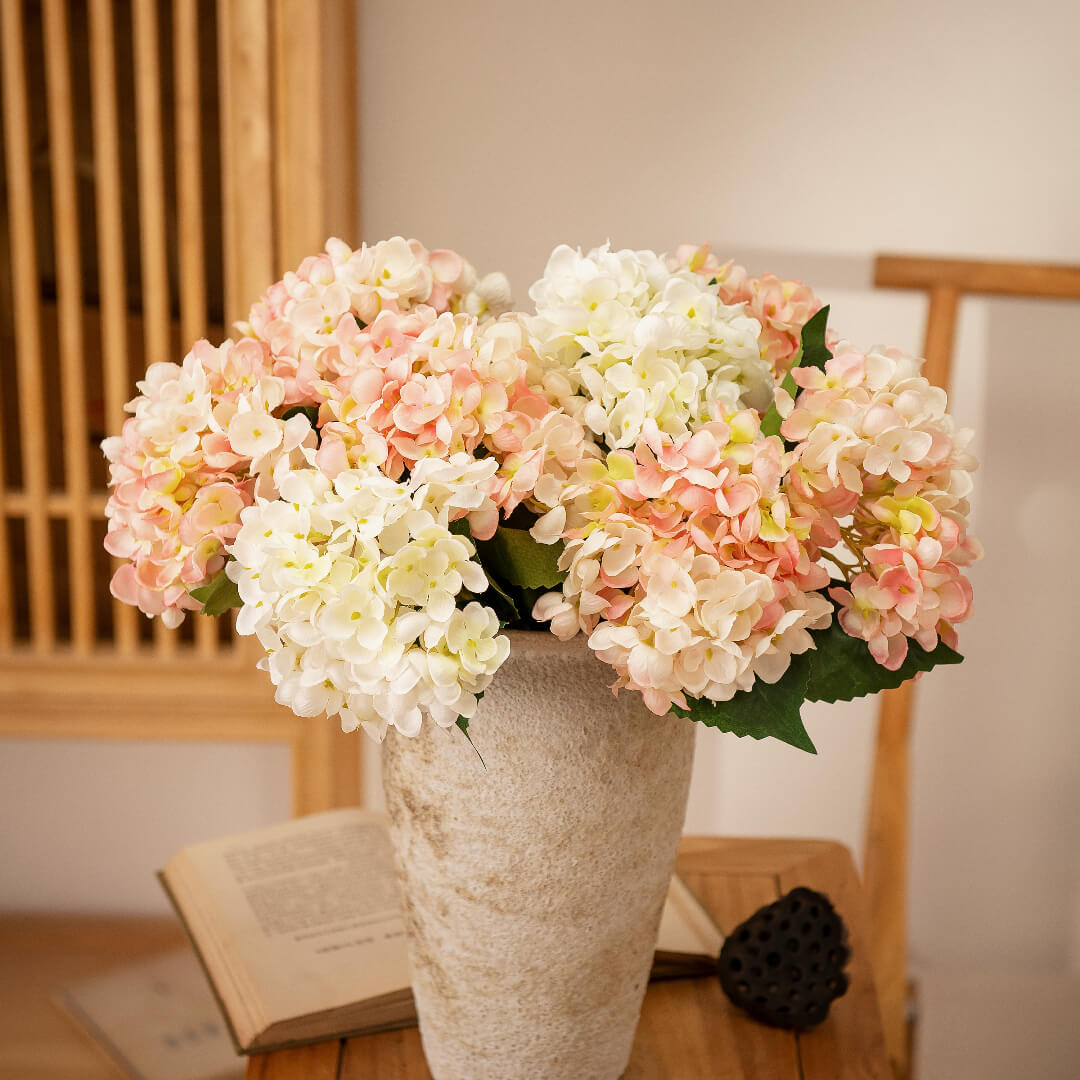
[864,681,914,1079]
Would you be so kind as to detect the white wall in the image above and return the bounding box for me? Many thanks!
[3,0,1078,979]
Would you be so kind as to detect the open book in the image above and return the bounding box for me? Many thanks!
[158,808,723,1055]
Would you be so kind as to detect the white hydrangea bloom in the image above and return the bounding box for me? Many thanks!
[525,243,770,449]
[226,458,508,741]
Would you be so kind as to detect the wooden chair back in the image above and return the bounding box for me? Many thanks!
[866,254,1080,1077]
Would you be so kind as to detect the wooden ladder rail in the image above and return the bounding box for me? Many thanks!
[867,254,1080,1078]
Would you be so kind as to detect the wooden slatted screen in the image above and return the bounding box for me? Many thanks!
[0,0,361,815]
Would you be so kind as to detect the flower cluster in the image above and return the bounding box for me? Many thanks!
[228,459,509,739]
[101,337,310,627]
[313,307,595,536]
[781,343,980,668]
[104,236,980,749]
[525,244,770,451]
[668,243,823,379]
[103,237,514,629]
[530,416,833,714]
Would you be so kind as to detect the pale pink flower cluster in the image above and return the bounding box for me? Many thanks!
[669,243,822,378]
[241,237,512,405]
[529,250,979,705]
[313,309,597,539]
[103,237,522,627]
[781,343,980,668]
[531,416,833,714]
[101,337,308,627]
[105,235,980,731]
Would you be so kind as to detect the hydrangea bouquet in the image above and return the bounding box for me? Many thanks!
[104,238,979,753]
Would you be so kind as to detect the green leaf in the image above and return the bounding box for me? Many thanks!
[281,404,320,445]
[800,305,832,372]
[477,528,566,590]
[673,650,817,754]
[760,306,830,441]
[804,613,963,704]
[669,594,964,753]
[281,404,319,428]
[189,567,243,617]
[759,370,797,438]
[455,712,486,767]
[480,572,520,626]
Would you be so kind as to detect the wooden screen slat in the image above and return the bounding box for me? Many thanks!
[1,0,55,652]
[318,0,359,244]
[3,491,108,516]
[218,0,275,325]
[132,0,178,656]
[89,0,138,653]
[0,421,11,650]
[272,0,322,274]
[42,0,95,654]
[273,0,359,272]
[173,0,218,658]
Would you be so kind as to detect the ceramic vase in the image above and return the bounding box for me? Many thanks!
[382,631,696,1080]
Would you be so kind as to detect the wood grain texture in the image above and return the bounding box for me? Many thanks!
[42,0,95,655]
[247,1041,341,1080]
[258,838,889,1080]
[340,1026,427,1078]
[217,0,275,324]
[777,845,890,1080]
[318,0,359,243]
[88,0,139,653]
[634,869,800,1080]
[272,0,324,275]
[1,0,56,652]
[865,265,962,1079]
[289,722,363,817]
[0,397,10,650]
[865,681,915,1079]
[173,0,218,659]
[0,915,185,1080]
[0,655,296,742]
[131,0,180,659]
[874,254,1080,300]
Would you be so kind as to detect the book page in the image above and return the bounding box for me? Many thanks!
[656,874,725,958]
[55,948,243,1080]
[173,809,410,1029]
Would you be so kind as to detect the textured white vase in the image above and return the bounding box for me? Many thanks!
[381,631,696,1080]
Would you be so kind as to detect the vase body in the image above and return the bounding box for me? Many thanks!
[381,631,696,1080]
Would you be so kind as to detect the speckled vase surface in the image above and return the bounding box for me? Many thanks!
[381,631,696,1080]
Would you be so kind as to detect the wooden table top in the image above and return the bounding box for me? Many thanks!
[247,837,890,1080]
[0,913,188,1080]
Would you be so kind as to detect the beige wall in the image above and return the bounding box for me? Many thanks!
[3,0,1078,981]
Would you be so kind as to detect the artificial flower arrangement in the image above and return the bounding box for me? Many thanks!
[103,238,979,753]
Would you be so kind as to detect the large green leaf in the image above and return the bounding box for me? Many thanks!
[800,305,832,372]
[673,600,965,752]
[477,528,566,590]
[673,650,817,754]
[189,567,242,617]
[804,613,963,703]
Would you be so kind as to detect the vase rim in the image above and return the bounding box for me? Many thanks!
[503,628,589,656]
